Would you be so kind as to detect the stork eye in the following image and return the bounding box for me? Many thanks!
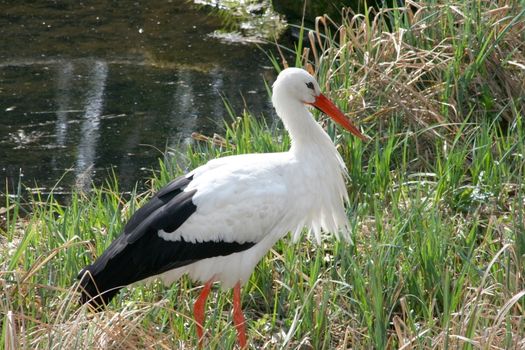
[305,82,314,90]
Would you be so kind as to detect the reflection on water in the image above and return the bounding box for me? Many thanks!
[0,1,277,196]
[75,60,108,191]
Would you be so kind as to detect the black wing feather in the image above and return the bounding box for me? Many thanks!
[123,175,193,234]
[78,174,255,310]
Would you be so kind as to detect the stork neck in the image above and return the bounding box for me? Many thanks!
[275,99,337,156]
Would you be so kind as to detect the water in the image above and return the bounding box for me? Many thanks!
[0,1,277,196]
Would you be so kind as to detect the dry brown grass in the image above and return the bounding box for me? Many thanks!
[293,1,525,145]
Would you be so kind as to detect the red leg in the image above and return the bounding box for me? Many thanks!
[233,281,247,349]
[193,279,213,348]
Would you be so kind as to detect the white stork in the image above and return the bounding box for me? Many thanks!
[78,67,367,348]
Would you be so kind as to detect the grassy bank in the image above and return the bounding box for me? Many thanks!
[2,1,525,349]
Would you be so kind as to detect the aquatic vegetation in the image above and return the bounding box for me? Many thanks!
[194,0,286,43]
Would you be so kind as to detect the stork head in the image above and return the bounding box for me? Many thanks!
[272,68,367,141]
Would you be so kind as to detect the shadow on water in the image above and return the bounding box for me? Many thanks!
[0,1,277,197]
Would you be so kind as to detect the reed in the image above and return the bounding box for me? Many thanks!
[2,1,524,348]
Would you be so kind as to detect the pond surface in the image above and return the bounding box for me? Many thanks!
[0,1,277,197]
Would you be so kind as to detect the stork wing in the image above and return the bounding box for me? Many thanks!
[78,154,289,307]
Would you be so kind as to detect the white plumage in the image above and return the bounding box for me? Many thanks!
[79,67,367,348]
[157,68,359,288]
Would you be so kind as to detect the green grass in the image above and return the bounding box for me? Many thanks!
[2,1,525,349]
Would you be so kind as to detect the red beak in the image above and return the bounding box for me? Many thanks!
[309,93,369,141]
